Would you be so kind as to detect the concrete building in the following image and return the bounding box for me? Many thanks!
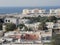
[3,30,52,44]
[40,29,52,43]
[25,22,40,31]
[19,19,30,24]
[46,22,54,29]
[4,17,19,25]
[50,9,60,15]
[50,9,56,14]
[53,23,60,29]
[4,31,20,37]
[22,9,46,15]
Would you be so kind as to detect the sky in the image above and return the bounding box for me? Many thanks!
[0,0,60,7]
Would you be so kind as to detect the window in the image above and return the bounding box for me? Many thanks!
[8,20,10,22]
[5,20,7,22]
[45,30,49,32]
[46,36,51,40]
[42,36,51,40]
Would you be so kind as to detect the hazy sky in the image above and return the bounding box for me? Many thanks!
[0,0,60,7]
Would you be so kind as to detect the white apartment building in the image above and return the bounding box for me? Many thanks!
[50,9,60,15]
[22,9,46,15]
[4,17,19,25]
[22,9,31,15]
[50,9,56,14]
[22,8,60,17]
[4,17,34,25]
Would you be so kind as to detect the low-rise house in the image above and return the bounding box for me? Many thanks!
[21,34,39,40]
[4,30,52,43]
[46,22,54,29]
[53,23,60,29]
[19,19,30,24]
[50,9,56,14]
[25,22,40,31]
[52,23,60,33]
[4,31,20,37]
[3,37,13,42]
[40,29,52,43]
[20,29,52,43]
[4,17,19,25]
[25,22,54,31]
[4,31,21,43]
[4,16,34,25]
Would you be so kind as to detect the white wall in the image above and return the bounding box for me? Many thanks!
[4,17,19,25]
[46,22,54,29]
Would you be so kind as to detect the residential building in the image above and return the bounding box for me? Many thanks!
[40,29,52,43]
[22,9,46,15]
[19,19,30,24]
[50,9,60,16]
[25,22,40,31]
[4,29,52,43]
[46,22,54,29]
[4,17,19,25]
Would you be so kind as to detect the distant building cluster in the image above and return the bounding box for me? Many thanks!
[22,8,60,15]
[22,9,46,14]
[0,8,60,45]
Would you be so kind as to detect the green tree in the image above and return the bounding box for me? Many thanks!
[48,16,57,22]
[18,24,33,31]
[5,23,17,31]
[38,22,48,30]
[18,24,25,29]
[18,24,29,31]
[24,26,29,31]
